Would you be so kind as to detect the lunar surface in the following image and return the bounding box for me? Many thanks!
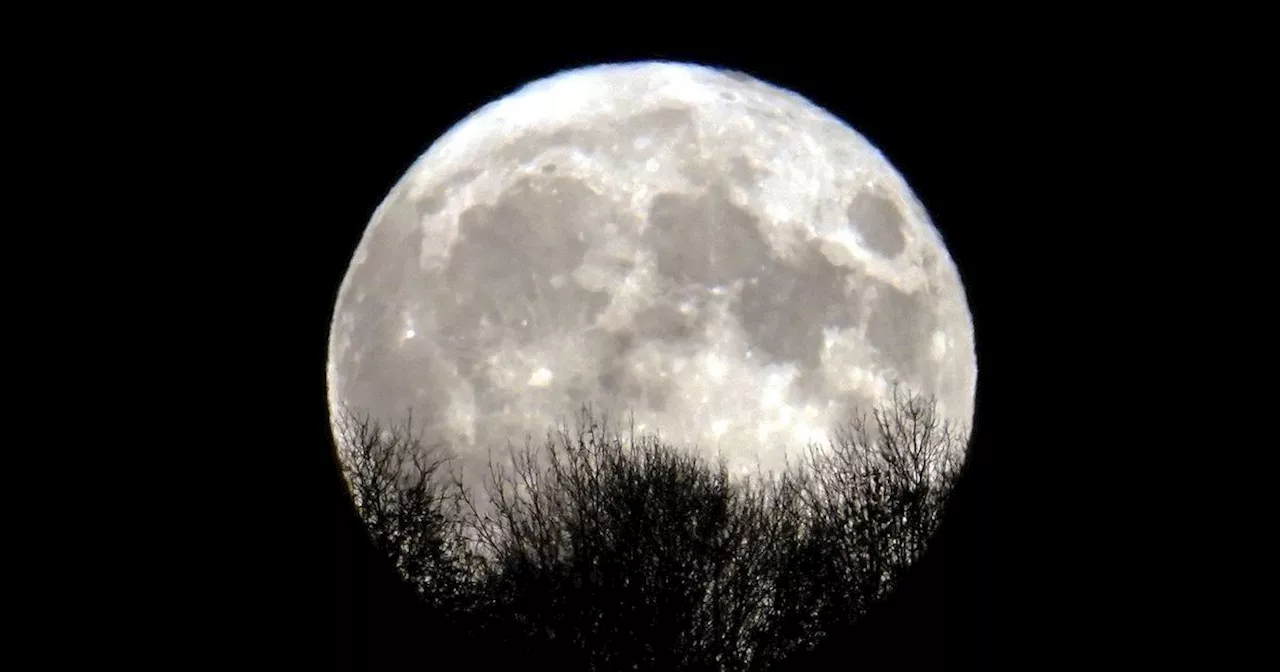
[327,61,976,489]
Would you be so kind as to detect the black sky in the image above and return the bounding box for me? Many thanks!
[249,43,1058,669]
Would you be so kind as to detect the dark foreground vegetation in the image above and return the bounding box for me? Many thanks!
[335,389,965,671]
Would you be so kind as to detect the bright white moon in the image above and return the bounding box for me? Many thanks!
[327,61,976,487]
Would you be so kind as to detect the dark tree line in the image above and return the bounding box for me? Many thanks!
[334,388,965,671]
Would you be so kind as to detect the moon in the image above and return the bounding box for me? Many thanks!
[327,61,976,489]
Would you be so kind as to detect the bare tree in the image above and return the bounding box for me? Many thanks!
[457,406,762,668]
[782,386,964,638]
[334,407,478,614]
[335,390,967,670]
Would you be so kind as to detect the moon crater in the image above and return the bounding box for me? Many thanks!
[847,190,908,258]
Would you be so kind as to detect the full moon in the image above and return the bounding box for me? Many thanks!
[327,61,976,488]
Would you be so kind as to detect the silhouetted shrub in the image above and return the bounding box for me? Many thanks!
[334,390,965,670]
[334,409,478,615]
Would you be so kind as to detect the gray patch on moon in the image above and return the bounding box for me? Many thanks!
[644,187,772,287]
[728,155,767,190]
[570,328,635,405]
[593,301,703,416]
[434,175,613,405]
[865,282,936,384]
[921,246,940,278]
[416,193,444,217]
[737,238,861,376]
[599,357,674,414]
[846,191,907,258]
[443,176,611,335]
[632,301,701,345]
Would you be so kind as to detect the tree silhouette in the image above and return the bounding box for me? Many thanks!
[334,390,966,670]
[458,406,782,668]
[333,408,478,616]
[750,386,964,662]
